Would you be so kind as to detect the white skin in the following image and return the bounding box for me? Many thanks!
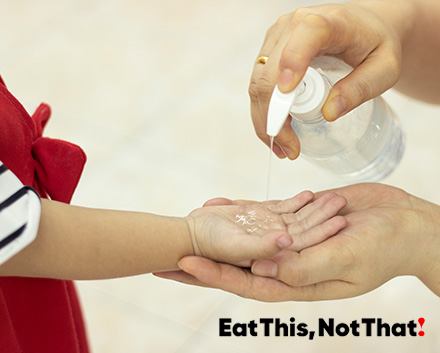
[157,183,440,300]
[0,191,346,280]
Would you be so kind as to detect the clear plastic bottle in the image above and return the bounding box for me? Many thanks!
[268,56,405,182]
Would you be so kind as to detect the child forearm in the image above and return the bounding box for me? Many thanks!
[0,199,193,280]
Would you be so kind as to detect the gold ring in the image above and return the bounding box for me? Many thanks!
[256,55,269,64]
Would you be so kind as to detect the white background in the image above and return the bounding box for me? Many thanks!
[1,0,439,351]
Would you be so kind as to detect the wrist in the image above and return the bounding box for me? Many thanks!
[183,215,198,257]
[411,197,440,296]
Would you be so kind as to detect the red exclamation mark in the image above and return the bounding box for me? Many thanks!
[418,318,425,336]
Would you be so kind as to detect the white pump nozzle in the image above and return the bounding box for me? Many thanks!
[266,67,331,137]
[266,86,298,137]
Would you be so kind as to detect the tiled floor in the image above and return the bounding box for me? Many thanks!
[2,0,440,352]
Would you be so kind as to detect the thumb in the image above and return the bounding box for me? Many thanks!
[322,51,400,121]
[203,197,234,207]
[204,198,280,207]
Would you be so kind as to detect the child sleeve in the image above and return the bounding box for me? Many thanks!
[0,160,41,265]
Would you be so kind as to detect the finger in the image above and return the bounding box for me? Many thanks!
[314,183,391,214]
[286,192,338,222]
[250,57,300,159]
[289,215,347,251]
[322,47,400,121]
[177,256,300,302]
[203,198,282,208]
[203,197,235,207]
[269,190,314,214]
[273,117,300,160]
[288,193,347,228]
[252,241,348,286]
[225,230,293,264]
[250,55,290,159]
[179,256,357,301]
[153,271,210,288]
[258,14,291,61]
[278,13,336,93]
[250,22,300,159]
[250,16,285,151]
[261,14,328,157]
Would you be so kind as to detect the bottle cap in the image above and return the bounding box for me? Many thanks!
[289,67,330,120]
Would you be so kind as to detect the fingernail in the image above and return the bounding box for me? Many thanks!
[252,260,278,277]
[278,69,295,92]
[272,144,287,159]
[277,234,292,249]
[325,96,348,121]
[274,149,286,159]
[280,146,298,160]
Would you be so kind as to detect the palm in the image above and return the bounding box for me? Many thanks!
[188,191,347,267]
[309,183,421,293]
[157,183,432,302]
[249,183,426,300]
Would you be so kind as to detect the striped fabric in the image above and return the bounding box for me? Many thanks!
[0,161,40,265]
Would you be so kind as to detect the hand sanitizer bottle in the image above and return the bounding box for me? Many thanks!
[266,56,405,182]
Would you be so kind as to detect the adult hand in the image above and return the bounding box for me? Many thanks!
[250,1,411,159]
[157,183,440,301]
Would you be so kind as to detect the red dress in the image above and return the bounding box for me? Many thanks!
[0,77,89,353]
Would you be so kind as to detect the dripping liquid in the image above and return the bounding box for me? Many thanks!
[234,136,275,233]
[265,136,274,206]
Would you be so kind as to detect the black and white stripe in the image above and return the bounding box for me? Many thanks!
[0,161,40,265]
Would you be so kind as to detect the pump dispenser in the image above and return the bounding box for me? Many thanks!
[267,66,331,136]
[266,56,405,182]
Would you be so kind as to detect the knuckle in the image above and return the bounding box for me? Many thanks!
[299,218,310,233]
[290,221,305,236]
[264,24,275,40]
[338,245,358,280]
[274,129,293,144]
[275,13,290,27]
[325,4,350,21]
[297,190,314,206]
[277,252,316,286]
[255,130,268,142]
[299,13,331,33]
[297,231,308,252]
[265,13,290,39]
[323,191,337,200]
[289,4,347,32]
[377,184,409,204]
[384,54,401,84]
[248,76,275,100]
[277,8,320,32]
[352,78,373,102]
[290,7,310,22]
[293,264,310,285]
[248,81,259,100]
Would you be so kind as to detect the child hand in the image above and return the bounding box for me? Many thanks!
[185,191,347,268]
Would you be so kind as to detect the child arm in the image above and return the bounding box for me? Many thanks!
[0,199,194,279]
[0,199,292,280]
[0,191,346,280]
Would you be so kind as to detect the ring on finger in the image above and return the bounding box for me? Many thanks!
[256,55,269,64]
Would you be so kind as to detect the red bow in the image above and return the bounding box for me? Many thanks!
[32,104,86,203]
